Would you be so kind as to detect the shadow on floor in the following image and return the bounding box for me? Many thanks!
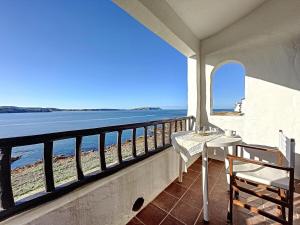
[127,158,300,225]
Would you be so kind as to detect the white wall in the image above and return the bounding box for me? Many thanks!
[200,0,300,177]
[2,149,199,225]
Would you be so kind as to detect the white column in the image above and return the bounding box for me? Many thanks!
[187,55,201,128]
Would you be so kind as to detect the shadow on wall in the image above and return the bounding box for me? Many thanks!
[205,122,300,178]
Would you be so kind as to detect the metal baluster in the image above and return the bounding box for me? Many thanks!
[99,133,106,170]
[169,122,172,144]
[154,124,157,150]
[75,136,84,180]
[162,123,165,146]
[0,147,14,209]
[117,130,123,163]
[43,141,55,192]
[144,127,148,154]
[132,128,137,157]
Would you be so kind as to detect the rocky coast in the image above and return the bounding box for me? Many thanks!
[11,127,169,200]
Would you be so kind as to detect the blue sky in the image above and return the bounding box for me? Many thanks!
[0,1,244,110]
[0,0,187,109]
[212,63,245,109]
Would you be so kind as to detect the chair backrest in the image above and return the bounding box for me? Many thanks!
[278,130,295,168]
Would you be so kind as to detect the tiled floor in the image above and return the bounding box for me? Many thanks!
[127,158,300,225]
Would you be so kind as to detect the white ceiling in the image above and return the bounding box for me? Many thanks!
[166,0,266,40]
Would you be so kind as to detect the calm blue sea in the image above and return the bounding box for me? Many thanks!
[0,110,186,168]
[213,109,234,112]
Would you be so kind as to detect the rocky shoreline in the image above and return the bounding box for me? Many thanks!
[11,126,171,200]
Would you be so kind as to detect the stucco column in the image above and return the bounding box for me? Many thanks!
[199,43,208,126]
[187,54,201,127]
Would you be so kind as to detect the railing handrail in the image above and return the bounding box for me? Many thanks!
[0,116,193,147]
[0,115,195,221]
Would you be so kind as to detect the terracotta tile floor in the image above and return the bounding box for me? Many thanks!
[127,158,300,225]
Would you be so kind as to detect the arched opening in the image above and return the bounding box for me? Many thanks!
[211,61,245,115]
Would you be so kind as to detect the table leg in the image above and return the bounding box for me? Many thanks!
[178,156,183,183]
[224,146,230,190]
[202,147,209,223]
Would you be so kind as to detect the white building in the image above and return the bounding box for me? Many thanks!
[234,98,245,113]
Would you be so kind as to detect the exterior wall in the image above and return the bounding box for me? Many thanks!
[200,0,300,177]
[2,149,199,225]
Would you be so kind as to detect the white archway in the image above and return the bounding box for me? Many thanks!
[210,60,245,115]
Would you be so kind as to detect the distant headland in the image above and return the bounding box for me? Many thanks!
[132,107,161,111]
[0,106,162,113]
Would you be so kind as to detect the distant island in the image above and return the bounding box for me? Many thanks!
[132,107,161,111]
[0,106,162,113]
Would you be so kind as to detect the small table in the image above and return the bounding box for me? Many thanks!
[207,135,243,188]
[171,131,242,223]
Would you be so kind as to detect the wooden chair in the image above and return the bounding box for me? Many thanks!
[227,130,295,225]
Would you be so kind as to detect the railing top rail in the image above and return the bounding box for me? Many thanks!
[0,116,193,147]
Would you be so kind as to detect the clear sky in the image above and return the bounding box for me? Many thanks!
[212,62,245,109]
[0,0,187,109]
[0,1,245,110]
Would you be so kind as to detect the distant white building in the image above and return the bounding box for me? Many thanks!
[234,98,245,113]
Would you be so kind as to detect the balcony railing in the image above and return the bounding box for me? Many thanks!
[0,116,194,221]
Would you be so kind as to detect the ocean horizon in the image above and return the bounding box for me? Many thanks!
[0,109,187,168]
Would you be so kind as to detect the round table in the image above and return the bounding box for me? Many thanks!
[203,135,242,222]
[174,133,242,223]
[206,135,242,148]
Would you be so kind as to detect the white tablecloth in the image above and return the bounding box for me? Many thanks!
[171,131,222,162]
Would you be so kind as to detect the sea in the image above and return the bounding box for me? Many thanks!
[213,109,234,112]
[0,110,186,168]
